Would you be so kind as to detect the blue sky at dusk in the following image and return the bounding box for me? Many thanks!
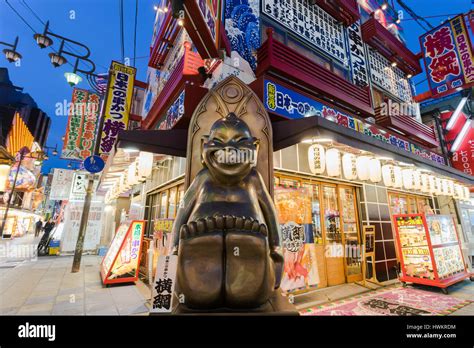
[0,0,472,174]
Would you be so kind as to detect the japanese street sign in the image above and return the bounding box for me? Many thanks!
[99,61,136,161]
[83,155,105,174]
[420,14,474,97]
[150,255,177,313]
[61,88,101,160]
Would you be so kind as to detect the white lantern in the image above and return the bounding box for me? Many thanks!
[356,156,371,181]
[382,165,395,187]
[127,160,139,186]
[448,180,455,196]
[454,184,463,199]
[0,164,10,192]
[369,158,382,183]
[441,179,449,195]
[402,169,414,190]
[393,166,403,188]
[463,186,471,201]
[308,144,326,175]
[342,153,357,180]
[138,152,154,179]
[412,170,421,191]
[421,174,430,193]
[429,176,437,194]
[435,177,443,195]
[326,148,341,177]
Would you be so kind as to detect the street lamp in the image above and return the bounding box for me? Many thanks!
[34,21,100,89]
[0,37,22,63]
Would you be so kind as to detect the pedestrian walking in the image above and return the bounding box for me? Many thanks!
[34,219,43,237]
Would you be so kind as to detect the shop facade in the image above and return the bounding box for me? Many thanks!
[98,0,473,296]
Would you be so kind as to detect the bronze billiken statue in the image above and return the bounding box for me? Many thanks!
[171,113,283,310]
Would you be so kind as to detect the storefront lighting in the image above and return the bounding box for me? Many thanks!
[406,74,413,79]
[342,153,357,180]
[356,156,371,181]
[393,166,403,188]
[177,19,184,26]
[451,119,472,152]
[64,72,83,87]
[123,147,139,153]
[381,2,388,10]
[446,97,468,131]
[308,144,326,175]
[396,18,401,24]
[154,5,158,10]
[302,138,332,144]
[435,177,443,195]
[398,161,414,167]
[402,169,414,190]
[326,149,341,177]
[420,174,430,193]
[412,170,421,191]
[391,61,397,67]
[33,33,53,48]
[34,159,42,166]
[369,158,382,183]
[382,165,395,187]
[0,164,10,192]
[376,156,393,161]
[48,52,67,67]
[137,152,154,180]
[463,187,471,201]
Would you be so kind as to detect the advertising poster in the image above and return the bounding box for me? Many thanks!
[49,169,74,201]
[274,186,319,292]
[426,215,465,279]
[150,255,178,313]
[60,201,104,253]
[394,215,434,280]
[101,220,145,284]
[99,61,136,161]
[420,14,474,96]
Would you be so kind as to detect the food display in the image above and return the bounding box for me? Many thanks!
[394,214,469,291]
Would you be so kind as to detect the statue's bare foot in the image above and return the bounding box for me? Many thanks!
[177,216,224,309]
[224,216,275,308]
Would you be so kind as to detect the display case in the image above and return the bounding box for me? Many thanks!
[393,214,473,293]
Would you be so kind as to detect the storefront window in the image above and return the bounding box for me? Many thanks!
[340,187,361,275]
[160,191,168,218]
[168,188,177,218]
[303,184,323,245]
[390,194,408,214]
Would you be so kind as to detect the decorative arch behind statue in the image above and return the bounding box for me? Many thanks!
[185,76,274,195]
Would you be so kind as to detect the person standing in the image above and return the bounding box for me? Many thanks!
[34,219,43,237]
[43,218,55,237]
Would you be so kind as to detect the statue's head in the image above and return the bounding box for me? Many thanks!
[202,113,259,183]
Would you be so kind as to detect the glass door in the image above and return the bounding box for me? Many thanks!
[339,186,362,280]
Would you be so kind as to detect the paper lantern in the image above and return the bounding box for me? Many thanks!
[402,169,414,190]
[308,144,326,175]
[382,165,395,187]
[369,158,382,183]
[137,152,154,179]
[393,166,403,188]
[356,156,371,181]
[454,184,463,199]
[448,180,455,196]
[463,186,471,201]
[428,175,437,194]
[0,164,10,192]
[127,160,139,186]
[412,170,421,191]
[421,174,430,193]
[435,177,443,195]
[342,153,357,180]
[326,148,341,177]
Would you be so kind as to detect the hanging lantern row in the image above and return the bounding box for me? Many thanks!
[307,145,471,200]
[105,152,154,203]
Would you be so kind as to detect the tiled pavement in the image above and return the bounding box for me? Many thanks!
[0,234,149,315]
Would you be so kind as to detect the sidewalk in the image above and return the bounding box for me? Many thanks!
[0,234,149,315]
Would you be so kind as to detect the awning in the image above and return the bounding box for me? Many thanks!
[112,117,474,185]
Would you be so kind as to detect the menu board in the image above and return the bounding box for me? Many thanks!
[426,215,465,279]
[394,215,435,280]
[274,186,320,292]
[100,220,145,285]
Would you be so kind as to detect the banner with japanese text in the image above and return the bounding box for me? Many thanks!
[420,14,474,96]
[61,88,101,160]
[99,61,136,161]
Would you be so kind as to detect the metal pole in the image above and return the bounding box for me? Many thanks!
[71,174,94,272]
[0,153,23,238]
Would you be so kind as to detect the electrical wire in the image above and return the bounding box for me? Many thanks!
[133,0,138,67]
[119,0,125,64]
[396,0,434,31]
[4,0,36,32]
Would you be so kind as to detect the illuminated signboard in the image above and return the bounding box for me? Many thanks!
[99,61,136,162]
[420,14,474,96]
[101,220,146,285]
[6,113,34,157]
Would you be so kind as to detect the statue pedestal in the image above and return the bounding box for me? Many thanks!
[168,291,299,316]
